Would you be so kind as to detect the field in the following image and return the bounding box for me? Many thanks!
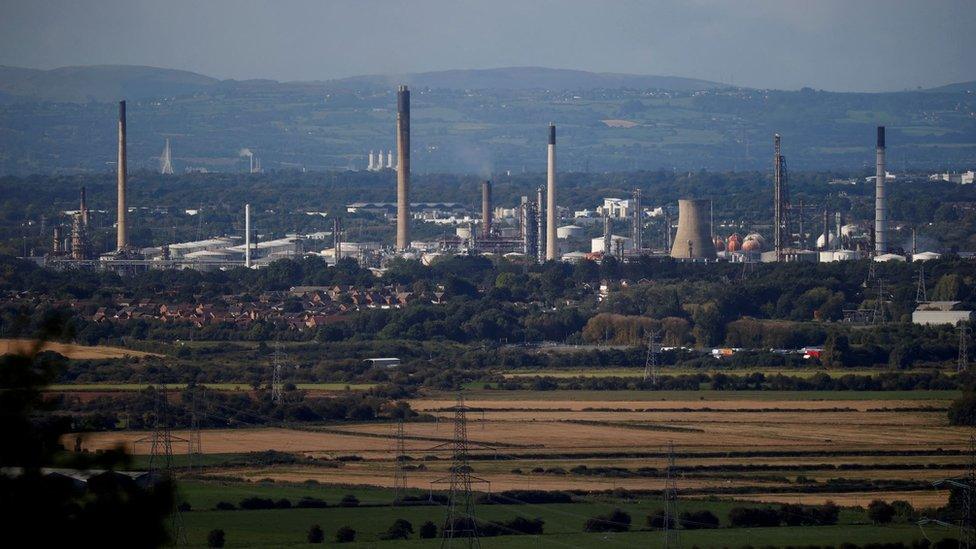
[0,338,161,359]
[68,380,970,546]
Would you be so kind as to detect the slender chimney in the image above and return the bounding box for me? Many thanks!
[244,203,251,268]
[874,126,888,254]
[396,85,411,251]
[773,133,783,260]
[116,100,128,251]
[80,186,89,227]
[603,214,612,256]
[545,123,557,260]
[536,186,546,263]
[481,180,492,238]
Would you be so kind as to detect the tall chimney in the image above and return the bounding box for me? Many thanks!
[396,85,411,251]
[244,203,251,268]
[603,214,612,256]
[545,123,557,260]
[874,126,888,254]
[773,133,783,261]
[80,186,89,227]
[116,100,128,251]
[481,180,492,238]
[536,186,546,263]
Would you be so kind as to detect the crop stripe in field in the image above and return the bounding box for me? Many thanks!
[558,419,705,433]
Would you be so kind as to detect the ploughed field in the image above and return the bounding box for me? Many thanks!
[76,389,966,508]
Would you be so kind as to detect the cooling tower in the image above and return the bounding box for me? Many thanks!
[670,199,716,260]
[396,86,410,251]
[116,100,128,251]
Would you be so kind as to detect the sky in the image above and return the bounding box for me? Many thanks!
[0,0,973,92]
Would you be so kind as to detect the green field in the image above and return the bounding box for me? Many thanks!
[501,367,941,379]
[448,389,960,402]
[175,480,951,548]
[46,383,375,392]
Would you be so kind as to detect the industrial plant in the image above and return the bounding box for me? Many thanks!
[39,87,937,274]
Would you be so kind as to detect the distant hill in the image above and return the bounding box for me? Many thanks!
[924,80,976,93]
[0,64,725,103]
[0,65,218,103]
[324,66,725,91]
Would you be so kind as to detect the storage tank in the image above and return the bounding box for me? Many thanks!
[556,225,585,239]
[726,233,743,252]
[670,199,716,260]
[741,233,765,252]
[713,235,725,252]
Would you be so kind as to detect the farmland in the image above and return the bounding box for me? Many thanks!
[67,383,969,546]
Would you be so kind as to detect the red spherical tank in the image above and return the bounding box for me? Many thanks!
[726,233,743,252]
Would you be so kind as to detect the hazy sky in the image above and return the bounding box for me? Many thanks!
[1,0,973,92]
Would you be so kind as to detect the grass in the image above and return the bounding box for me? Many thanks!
[45,383,375,392]
[175,480,949,547]
[444,389,960,402]
[500,367,941,379]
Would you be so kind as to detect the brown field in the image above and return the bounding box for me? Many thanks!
[0,338,160,359]
[71,391,964,507]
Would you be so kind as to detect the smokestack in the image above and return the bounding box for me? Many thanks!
[396,85,411,251]
[245,204,251,268]
[545,123,557,260]
[632,188,643,253]
[773,133,783,260]
[116,100,128,251]
[80,186,88,227]
[875,126,888,254]
[536,187,546,262]
[52,226,63,255]
[333,217,342,261]
[481,180,492,238]
[603,214,612,256]
[670,199,716,260]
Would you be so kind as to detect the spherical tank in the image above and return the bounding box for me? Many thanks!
[726,233,742,252]
[713,235,725,252]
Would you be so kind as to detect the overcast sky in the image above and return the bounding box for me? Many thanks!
[1,0,973,92]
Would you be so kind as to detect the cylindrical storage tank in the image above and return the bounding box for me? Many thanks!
[816,232,836,249]
[456,226,472,239]
[556,225,585,239]
[670,199,716,259]
[726,233,742,252]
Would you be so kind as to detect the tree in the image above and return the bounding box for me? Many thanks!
[584,508,631,532]
[207,529,226,548]
[383,518,414,540]
[821,331,850,368]
[335,526,356,543]
[307,524,324,544]
[339,494,359,507]
[419,521,438,539]
[948,391,976,425]
[867,500,896,524]
[0,346,175,547]
[679,509,720,529]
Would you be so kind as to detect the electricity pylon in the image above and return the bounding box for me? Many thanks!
[135,386,188,545]
[393,418,407,505]
[916,266,928,303]
[663,440,680,549]
[271,343,284,405]
[644,329,661,384]
[960,323,971,373]
[432,394,489,548]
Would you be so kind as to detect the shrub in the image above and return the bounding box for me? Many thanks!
[383,519,414,540]
[504,517,544,535]
[207,529,225,548]
[214,501,236,511]
[274,498,292,509]
[307,524,324,544]
[646,509,674,529]
[339,494,360,507]
[728,507,781,528]
[680,510,719,529]
[297,497,328,509]
[335,526,356,543]
[867,500,896,525]
[419,521,438,539]
[584,508,631,532]
[239,497,276,510]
